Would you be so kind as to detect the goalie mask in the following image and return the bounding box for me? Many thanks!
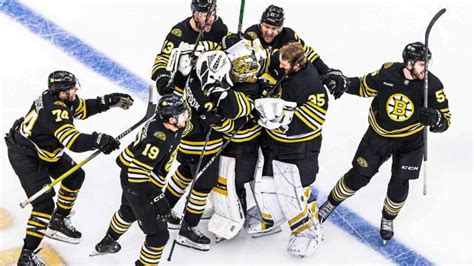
[196,50,233,96]
[230,54,261,83]
[225,39,266,83]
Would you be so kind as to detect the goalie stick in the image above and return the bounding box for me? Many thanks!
[19,84,158,208]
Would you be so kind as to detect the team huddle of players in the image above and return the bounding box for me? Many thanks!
[6,0,451,265]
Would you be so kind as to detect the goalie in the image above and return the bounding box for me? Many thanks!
[247,42,329,258]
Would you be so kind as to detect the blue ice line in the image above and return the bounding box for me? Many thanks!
[311,188,432,265]
[0,0,432,265]
[0,0,149,100]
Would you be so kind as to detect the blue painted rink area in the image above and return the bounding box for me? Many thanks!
[0,0,472,265]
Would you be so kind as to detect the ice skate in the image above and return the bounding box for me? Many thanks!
[45,212,81,244]
[167,210,182,230]
[380,217,394,245]
[318,200,336,224]
[176,221,210,251]
[90,234,121,257]
[18,248,45,266]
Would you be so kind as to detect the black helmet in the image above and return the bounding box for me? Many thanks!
[402,42,432,64]
[48,70,77,93]
[158,94,187,121]
[191,0,216,13]
[261,5,285,27]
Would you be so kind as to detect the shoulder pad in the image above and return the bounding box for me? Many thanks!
[382,62,395,69]
[53,101,67,108]
[153,131,167,141]
[247,31,258,40]
[171,28,182,38]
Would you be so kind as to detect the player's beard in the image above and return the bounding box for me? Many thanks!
[411,69,425,80]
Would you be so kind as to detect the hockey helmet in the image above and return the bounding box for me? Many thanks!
[158,94,188,121]
[261,5,285,27]
[48,70,77,93]
[402,42,432,65]
[191,0,216,13]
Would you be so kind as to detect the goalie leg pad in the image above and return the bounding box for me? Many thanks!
[245,173,286,237]
[208,156,245,240]
[272,160,323,257]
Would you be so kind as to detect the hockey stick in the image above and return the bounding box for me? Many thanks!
[237,0,246,36]
[19,84,158,208]
[423,8,446,196]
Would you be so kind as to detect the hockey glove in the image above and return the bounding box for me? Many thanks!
[156,75,175,95]
[150,193,171,222]
[321,69,350,99]
[99,93,134,110]
[93,132,120,154]
[418,107,441,127]
[258,77,274,98]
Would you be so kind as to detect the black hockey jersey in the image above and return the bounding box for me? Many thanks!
[244,24,329,75]
[222,82,263,143]
[266,62,329,145]
[178,70,254,156]
[16,90,105,162]
[347,62,451,138]
[116,115,185,190]
[151,17,228,96]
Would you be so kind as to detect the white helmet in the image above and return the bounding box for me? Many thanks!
[196,50,233,96]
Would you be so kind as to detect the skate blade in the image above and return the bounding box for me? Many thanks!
[249,227,283,238]
[176,236,210,251]
[89,249,119,257]
[383,240,388,245]
[45,229,80,244]
[168,223,181,230]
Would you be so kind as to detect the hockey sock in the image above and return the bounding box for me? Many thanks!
[329,175,356,206]
[24,200,54,250]
[165,168,192,208]
[55,184,80,216]
[107,210,134,240]
[382,196,405,220]
[136,242,164,266]
[183,189,208,227]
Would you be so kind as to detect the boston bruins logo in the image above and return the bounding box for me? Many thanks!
[386,93,414,122]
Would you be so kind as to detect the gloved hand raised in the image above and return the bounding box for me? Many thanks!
[321,69,350,99]
[92,132,120,154]
[99,93,134,110]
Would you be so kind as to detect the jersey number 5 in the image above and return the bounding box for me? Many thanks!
[435,89,447,103]
[142,144,160,160]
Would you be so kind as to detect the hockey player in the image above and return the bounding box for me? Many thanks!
[163,49,255,251]
[151,0,228,96]
[206,37,269,241]
[252,42,328,257]
[92,94,189,265]
[244,5,336,77]
[317,42,451,244]
[5,70,132,265]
